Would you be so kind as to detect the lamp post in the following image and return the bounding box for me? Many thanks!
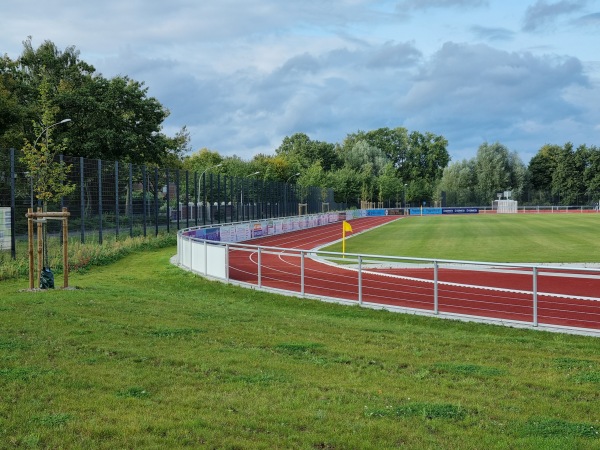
[285,172,300,217]
[199,163,222,225]
[403,183,408,213]
[30,119,72,209]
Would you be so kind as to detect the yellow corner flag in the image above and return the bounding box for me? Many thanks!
[342,221,353,256]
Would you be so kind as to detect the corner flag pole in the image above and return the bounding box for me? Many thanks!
[342,220,353,257]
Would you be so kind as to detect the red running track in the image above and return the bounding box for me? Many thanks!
[227,216,600,332]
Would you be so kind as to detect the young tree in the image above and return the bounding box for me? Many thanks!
[21,76,75,207]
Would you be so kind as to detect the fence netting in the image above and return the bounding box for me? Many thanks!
[1,148,346,257]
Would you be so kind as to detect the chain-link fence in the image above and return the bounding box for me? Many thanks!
[0,148,347,259]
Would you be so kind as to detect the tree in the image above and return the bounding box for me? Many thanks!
[297,161,327,203]
[474,142,506,204]
[328,166,362,205]
[551,143,585,205]
[583,146,600,202]
[342,140,389,176]
[275,132,339,171]
[378,163,404,207]
[437,159,477,206]
[404,131,450,204]
[0,55,27,149]
[2,38,186,165]
[182,148,224,174]
[342,127,409,172]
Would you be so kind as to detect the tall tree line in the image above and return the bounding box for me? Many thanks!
[438,142,600,206]
[182,129,451,208]
[1,37,189,166]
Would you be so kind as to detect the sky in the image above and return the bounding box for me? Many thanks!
[2,1,599,164]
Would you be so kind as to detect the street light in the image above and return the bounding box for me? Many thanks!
[403,183,408,213]
[33,118,72,147]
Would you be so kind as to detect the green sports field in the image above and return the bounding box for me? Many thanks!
[325,214,600,263]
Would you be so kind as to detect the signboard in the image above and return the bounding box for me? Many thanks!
[409,207,479,216]
[442,208,479,214]
[0,207,10,250]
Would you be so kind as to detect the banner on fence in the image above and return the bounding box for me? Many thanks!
[443,208,479,214]
[409,207,480,215]
[0,207,10,250]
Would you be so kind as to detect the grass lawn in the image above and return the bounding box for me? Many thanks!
[1,245,599,448]
[324,214,600,263]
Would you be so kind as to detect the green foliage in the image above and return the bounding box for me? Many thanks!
[0,233,176,281]
[1,37,187,165]
[275,132,339,172]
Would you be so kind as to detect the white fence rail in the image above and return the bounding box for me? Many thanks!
[176,220,600,337]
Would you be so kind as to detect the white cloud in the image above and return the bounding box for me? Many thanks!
[1,0,599,164]
[523,0,587,32]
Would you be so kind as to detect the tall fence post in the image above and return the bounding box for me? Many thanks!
[209,173,214,225]
[194,172,198,227]
[115,161,120,238]
[175,170,180,230]
[154,168,159,236]
[80,157,85,243]
[142,165,147,237]
[185,170,189,229]
[10,148,16,259]
[128,163,133,237]
[217,174,221,224]
[533,267,538,327]
[166,168,170,233]
[98,159,103,244]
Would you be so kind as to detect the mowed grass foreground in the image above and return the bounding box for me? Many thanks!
[1,246,600,448]
[325,214,600,263]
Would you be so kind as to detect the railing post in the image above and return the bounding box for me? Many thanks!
[204,240,208,276]
[533,267,538,327]
[301,250,305,296]
[188,237,193,270]
[358,255,363,305]
[258,247,262,288]
[225,243,230,282]
[434,260,439,314]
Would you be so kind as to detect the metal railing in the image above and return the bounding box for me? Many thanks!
[177,222,600,337]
